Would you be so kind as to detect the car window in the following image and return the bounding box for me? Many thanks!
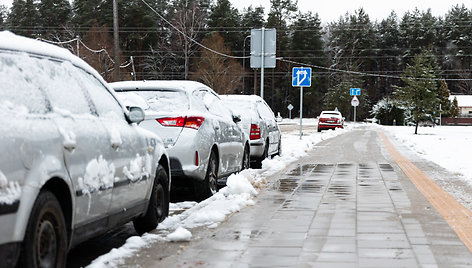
[200,90,233,120]
[44,61,92,115]
[133,90,189,112]
[0,52,49,114]
[257,102,275,119]
[79,73,126,121]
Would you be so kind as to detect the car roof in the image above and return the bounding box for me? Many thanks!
[321,111,341,114]
[109,80,212,94]
[220,94,263,103]
[0,31,103,82]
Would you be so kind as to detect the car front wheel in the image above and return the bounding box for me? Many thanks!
[195,151,218,201]
[134,164,170,235]
[21,191,67,268]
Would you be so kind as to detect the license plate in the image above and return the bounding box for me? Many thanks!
[327,120,335,123]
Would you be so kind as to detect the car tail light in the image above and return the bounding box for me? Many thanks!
[184,116,205,130]
[250,124,261,140]
[157,116,204,130]
[195,151,199,166]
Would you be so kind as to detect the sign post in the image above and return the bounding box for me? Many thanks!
[292,67,312,140]
[250,28,276,99]
[287,104,294,119]
[351,95,359,124]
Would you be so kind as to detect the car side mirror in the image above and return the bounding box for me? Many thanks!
[232,114,241,123]
[127,106,145,124]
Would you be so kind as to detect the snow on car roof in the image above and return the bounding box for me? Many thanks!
[0,31,103,82]
[220,94,262,103]
[109,80,212,94]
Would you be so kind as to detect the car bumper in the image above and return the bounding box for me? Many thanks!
[318,124,344,130]
[0,242,21,267]
[249,140,265,158]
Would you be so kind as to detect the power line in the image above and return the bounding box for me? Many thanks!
[140,0,249,60]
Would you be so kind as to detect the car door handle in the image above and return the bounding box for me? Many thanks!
[111,142,121,150]
[63,141,76,152]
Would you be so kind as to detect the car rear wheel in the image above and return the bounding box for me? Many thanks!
[134,164,169,235]
[195,151,218,201]
[21,191,67,268]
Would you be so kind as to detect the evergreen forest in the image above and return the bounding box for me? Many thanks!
[1,0,471,122]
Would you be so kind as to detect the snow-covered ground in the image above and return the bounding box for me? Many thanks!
[382,125,472,181]
[87,119,351,267]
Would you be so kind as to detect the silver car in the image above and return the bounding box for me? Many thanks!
[0,32,170,267]
[110,81,250,201]
[221,95,282,168]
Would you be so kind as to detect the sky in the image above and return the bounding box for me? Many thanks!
[230,0,472,23]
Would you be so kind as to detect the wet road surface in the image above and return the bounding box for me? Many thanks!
[120,127,472,267]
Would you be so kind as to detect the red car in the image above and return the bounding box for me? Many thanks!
[317,111,344,132]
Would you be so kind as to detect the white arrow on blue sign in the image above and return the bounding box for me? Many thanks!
[350,88,361,96]
[292,67,312,87]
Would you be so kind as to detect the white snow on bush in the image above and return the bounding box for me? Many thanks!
[86,120,350,267]
[167,227,192,242]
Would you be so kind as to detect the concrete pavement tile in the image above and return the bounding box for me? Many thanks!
[359,258,418,267]
[321,242,356,253]
[327,228,356,237]
[357,233,408,241]
[307,228,329,236]
[316,252,357,262]
[411,245,434,255]
[415,254,438,265]
[357,239,411,249]
[266,232,307,240]
[243,247,302,257]
[298,262,356,268]
[357,224,404,233]
[408,236,431,245]
[240,256,298,267]
[250,239,304,248]
[358,248,415,258]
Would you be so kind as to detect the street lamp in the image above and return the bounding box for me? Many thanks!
[242,35,250,95]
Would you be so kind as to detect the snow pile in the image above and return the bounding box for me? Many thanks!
[383,125,472,181]
[167,227,192,242]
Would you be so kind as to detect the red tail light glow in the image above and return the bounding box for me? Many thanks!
[195,151,199,166]
[157,116,205,129]
[250,124,261,140]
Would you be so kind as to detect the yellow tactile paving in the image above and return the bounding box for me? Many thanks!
[380,131,472,251]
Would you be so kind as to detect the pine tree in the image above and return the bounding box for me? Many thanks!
[241,5,264,29]
[207,0,241,53]
[38,0,71,37]
[451,97,459,117]
[394,52,439,134]
[0,5,8,29]
[438,79,452,117]
[7,0,40,37]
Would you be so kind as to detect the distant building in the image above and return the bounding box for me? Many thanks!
[449,95,472,117]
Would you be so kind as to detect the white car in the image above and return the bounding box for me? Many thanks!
[110,81,250,200]
[0,31,170,267]
[221,95,282,168]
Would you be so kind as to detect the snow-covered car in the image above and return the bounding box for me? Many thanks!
[221,95,282,168]
[0,31,171,267]
[110,80,250,201]
[317,110,345,132]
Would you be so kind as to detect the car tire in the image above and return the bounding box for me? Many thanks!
[242,144,250,170]
[273,140,282,157]
[133,164,169,235]
[317,127,321,132]
[195,151,218,201]
[20,191,67,268]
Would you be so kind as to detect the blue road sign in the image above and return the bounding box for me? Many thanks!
[292,67,312,87]
[350,88,361,95]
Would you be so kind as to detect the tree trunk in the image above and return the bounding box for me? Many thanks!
[415,122,419,134]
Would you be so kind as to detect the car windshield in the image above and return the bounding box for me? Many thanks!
[120,89,189,112]
[222,99,252,112]
[321,112,341,117]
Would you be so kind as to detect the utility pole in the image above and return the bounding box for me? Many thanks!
[184,0,189,80]
[113,0,120,81]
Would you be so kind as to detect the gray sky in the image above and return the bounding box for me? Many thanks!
[1,0,471,23]
[230,0,472,23]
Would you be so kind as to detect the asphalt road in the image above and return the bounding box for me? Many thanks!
[69,125,472,267]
